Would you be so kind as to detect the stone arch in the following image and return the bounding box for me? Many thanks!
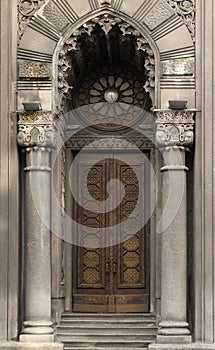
[53,8,160,112]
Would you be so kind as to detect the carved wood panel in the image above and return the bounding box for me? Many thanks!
[72,152,150,313]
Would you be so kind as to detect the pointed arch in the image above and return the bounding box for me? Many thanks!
[52,8,161,112]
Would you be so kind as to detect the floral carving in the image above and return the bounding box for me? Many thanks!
[166,0,196,41]
[155,109,196,147]
[18,0,45,43]
[17,111,56,148]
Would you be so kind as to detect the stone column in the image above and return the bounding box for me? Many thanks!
[154,109,196,344]
[17,111,62,345]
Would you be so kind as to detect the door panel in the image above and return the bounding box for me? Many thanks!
[72,152,150,313]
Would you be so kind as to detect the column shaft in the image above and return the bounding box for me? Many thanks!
[20,148,54,342]
[158,148,191,343]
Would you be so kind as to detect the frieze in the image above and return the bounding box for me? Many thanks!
[66,137,154,150]
[18,0,45,43]
[166,0,196,41]
[154,109,196,147]
[143,0,175,30]
[19,60,51,79]
[162,57,195,76]
[19,111,53,123]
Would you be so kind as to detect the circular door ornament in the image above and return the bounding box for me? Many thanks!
[74,66,151,130]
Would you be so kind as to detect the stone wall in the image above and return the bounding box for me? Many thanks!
[194,0,215,343]
[0,0,19,341]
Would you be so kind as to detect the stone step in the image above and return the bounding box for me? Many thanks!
[64,348,148,350]
[61,318,156,327]
[57,323,156,330]
[58,313,157,349]
[62,339,152,348]
[57,335,156,342]
[62,313,154,319]
[57,327,157,335]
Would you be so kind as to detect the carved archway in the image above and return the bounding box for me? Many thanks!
[53,10,159,113]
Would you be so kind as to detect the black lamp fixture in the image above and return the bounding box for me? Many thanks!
[169,100,187,110]
[22,102,42,112]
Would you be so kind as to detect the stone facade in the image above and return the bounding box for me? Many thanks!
[0,0,215,349]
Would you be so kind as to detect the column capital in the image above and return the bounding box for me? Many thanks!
[154,109,197,148]
[17,111,57,149]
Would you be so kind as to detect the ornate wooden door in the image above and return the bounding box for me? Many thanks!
[72,152,150,313]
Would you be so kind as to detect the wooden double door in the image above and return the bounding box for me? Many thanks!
[72,152,150,313]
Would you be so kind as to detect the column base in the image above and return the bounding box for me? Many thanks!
[0,342,63,350]
[19,335,55,343]
[157,335,192,344]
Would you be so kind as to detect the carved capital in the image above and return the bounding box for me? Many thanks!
[17,111,57,149]
[154,109,196,148]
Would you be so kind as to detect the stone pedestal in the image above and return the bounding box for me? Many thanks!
[17,112,62,349]
[154,109,196,345]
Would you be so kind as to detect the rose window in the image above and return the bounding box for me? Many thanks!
[74,66,151,130]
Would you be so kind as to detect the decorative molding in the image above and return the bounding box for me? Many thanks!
[162,57,195,76]
[17,81,52,90]
[18,60,51,79]
[17,111,57,148]
[18,0,45,43]
[166,0,196,41]
[57,14,155,108]
[155,109,196,147]
[88,0,99,11]
[143,0,175,30]
[18,48,53,62]
[151,16,183,41]
[160,77,195,89]
[66,136,154,150]
[160,46,195,60]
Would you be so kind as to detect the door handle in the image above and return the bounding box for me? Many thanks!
[106,262,110,274]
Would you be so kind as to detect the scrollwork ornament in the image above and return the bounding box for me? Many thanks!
[166,0,196,41]
[18,0,45,43]
[155,109,196,147]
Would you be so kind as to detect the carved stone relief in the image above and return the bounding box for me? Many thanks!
[40,1,69,32]
[162,57,195,76]
[166,0,196,41]
[99,0,112,7]
[155,109,196,147]
[18,0,45,43]
[17,111,56,148]
[57,14,156,109]
[18,60,51,79]
[143,0,175,30]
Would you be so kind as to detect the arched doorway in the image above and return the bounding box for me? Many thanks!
[54,13,157,315]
